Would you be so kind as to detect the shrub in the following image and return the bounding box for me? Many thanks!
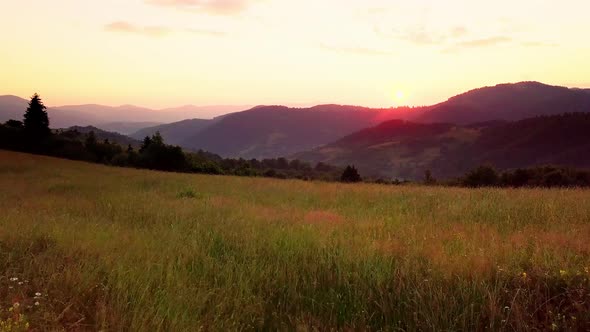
[341,165,362,183]
[463,165,499,187]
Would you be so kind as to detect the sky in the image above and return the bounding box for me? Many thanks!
[1,0,589,109]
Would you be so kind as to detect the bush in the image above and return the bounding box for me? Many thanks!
[463,165,499,187]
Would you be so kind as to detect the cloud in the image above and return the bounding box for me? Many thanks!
[442,36,512,53]
[521,41,558,47]
[378,24,548,54]
[185,28,227,37]
[454,36,512,48]
[451,26,468,38]
[320,43,393,56]
[105,21,170,37]
[145,0,249,15]
[375,25,446,45]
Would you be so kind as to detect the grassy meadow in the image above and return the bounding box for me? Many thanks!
[1,150,589,331]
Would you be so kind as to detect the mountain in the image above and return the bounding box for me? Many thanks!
[52,104,250,124]
[415,82,590,124]
[0,95,105,128]
[97,122,163,135]
[131,118,215,146]
[0,95,248,131]
[294,113,590,180]
[180,105,417,159]
[158,105,251,119]
[62,126,141,147]
[0,95,29,122]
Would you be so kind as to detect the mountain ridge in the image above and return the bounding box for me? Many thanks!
[294,112,590,180]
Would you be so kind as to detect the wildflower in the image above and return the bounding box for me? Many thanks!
[585,267,589,274]
[560,270,568,277]
[35,292,42,297]
[551,323,558,331]
[18,281,23,285]
[521,272,527,279]
[34,302,40,306]
[13,302,20,309]
[9,277,18,282]
[8,286,13,289]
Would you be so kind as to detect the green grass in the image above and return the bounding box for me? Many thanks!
[1,150,589,331]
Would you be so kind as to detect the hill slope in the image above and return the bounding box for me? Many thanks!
[416,82,590,124]
[180,105,416,158]
[63,126,141,147]
[1,150,589,330]
[295,113,590,180]
[131,118,216,146]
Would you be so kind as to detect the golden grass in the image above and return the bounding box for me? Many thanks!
[0,150,589,330]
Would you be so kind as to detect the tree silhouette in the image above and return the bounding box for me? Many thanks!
[463,165,499,187]
[85,131,97,149]
[151,131,164,146]
[139,136,153,153]
[424,169,436,185]
[341,165,362,183]
[23,93,50,138]
[4,120,23,128]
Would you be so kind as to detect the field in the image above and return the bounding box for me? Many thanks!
[1,150,589,331]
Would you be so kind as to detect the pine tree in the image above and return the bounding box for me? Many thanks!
[139,136,152,153]
[85,131,97,149]
[151,131,164,146]
[23,93,50,137]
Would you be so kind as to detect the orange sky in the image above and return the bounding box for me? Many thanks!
[1,0,589,109]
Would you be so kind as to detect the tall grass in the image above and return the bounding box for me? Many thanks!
[0,150,589,330]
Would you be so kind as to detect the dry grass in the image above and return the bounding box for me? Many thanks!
[0,150,589,330]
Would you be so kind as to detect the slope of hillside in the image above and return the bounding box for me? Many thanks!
[295,113,590,180]
[3,150,590,330]
[416,82,590,124]
[97,122,164,135]
[131,118,215,146]
[181,105,415,158]
[63,126,141,147]
[0,95,29,122]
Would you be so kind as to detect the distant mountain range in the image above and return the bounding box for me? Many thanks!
[0,95,249,133]
[3,81,590,177]
[177,105,416,158]
[294,113,590,180]
[129,82,590,159]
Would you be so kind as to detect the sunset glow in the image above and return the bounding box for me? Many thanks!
[1,0,589,109]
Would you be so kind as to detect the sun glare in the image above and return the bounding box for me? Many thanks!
[393,90,405,104]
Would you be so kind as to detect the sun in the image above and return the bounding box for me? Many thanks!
[393,90,405,104]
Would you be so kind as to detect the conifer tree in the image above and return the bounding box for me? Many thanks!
[23,93,50,137]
